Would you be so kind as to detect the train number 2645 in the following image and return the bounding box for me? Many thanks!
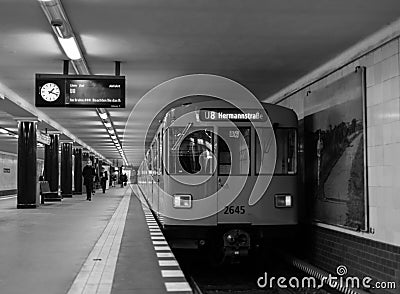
[224,205,245,214]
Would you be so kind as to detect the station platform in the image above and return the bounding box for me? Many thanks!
[0,185,192,294]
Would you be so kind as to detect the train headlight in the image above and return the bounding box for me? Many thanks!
[173,194,192,208]
[274,194,292,208]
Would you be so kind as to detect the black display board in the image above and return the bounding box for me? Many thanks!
[35,74,125,108]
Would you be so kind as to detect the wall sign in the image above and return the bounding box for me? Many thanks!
[37,132,51,145]
[35,74,125,108]
[3,168,10,173]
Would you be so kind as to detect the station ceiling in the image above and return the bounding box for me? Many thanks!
[0,0,400,167]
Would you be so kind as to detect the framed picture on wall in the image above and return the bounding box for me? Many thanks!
[304,67,368,231]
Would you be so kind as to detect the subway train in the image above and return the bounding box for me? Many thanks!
[137,99,298,258]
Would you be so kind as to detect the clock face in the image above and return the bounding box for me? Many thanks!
[40,82,60,102]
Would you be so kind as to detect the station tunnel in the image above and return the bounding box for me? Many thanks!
[0,1,399,294]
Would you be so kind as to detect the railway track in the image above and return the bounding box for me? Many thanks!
[189,273,337,294]
[175,248,341,294]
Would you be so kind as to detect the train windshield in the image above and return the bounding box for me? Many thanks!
[217,127,250,175]
[255,128,297,174]
[168,128,214,175]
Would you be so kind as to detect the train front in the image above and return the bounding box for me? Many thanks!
[143,101,298,259]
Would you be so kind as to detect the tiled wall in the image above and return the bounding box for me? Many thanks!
[0,152,17,194]
[279,37,400,247]
[276,37,400,293]
[365,39,400,246]
[0,151,45,196]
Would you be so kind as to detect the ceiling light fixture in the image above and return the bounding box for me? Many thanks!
[99,112,108,120]
[57,37,82,60]
[0,128,8,134]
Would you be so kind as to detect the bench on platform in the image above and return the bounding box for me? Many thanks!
[39,181,62,202]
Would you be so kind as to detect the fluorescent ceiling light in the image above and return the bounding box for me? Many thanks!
[57,37,81,60]
[99,112,108,120]
[0,128,8,134]
[54,25,64,39]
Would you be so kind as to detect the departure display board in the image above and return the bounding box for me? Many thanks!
[35,74,125,108]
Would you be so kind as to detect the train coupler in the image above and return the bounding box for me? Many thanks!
[222,229,250,258]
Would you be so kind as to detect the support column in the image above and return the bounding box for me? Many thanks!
[99,160,103,175]
[95,157,100,179]
[82,152,90,194]
[44,134,61,201]
[73,148,82,195]
[119,166,123,187]
[17,120,39,208]
[61,142,73,198]
[96,157,100,189]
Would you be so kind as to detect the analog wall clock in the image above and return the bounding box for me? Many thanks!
[40,82,60,102]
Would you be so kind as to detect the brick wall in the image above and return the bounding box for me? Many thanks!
[307,226,400,294]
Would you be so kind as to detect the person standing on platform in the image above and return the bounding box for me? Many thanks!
[82,161,95,201]
[120,174,124,188]
[100,173,107,193]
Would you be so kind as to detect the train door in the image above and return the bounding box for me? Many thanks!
[157,131,163,216]
[151,142,156,207]
[165,127,218,226]
[216,127,253,224]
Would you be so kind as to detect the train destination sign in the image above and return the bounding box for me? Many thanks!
[35,74,125,108]
[199,109,267,122]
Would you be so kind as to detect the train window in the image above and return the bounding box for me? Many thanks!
[255,128,297,175]
[168,128,214,175]
[217,127,250,175]
[159,131,163,175]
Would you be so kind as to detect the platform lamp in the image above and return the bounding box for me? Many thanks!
[39,0,89,73]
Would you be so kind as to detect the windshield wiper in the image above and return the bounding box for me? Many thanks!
[172,123,193,151]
